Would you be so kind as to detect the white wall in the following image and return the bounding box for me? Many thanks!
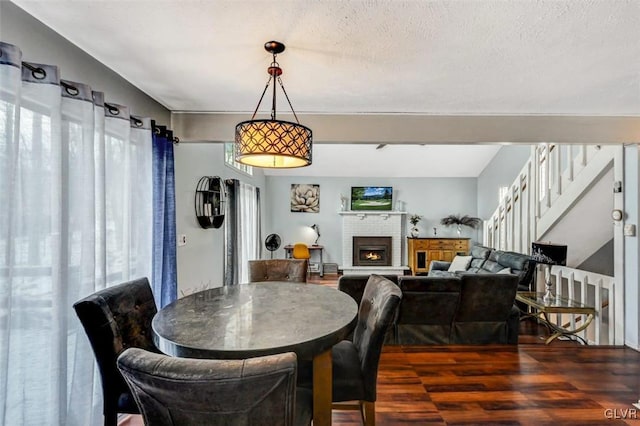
[1,2,170,122]
[624,145,640,349]
[174,143,266,295]
[264,176,479,267]
[476,145,532,219]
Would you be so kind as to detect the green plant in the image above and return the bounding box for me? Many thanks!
[409,214,422,226]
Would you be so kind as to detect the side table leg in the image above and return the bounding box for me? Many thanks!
[313,349,332,426]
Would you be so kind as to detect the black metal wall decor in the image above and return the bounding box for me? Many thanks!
[195,176,225,229]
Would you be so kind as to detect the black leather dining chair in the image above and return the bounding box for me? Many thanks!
[117,347,313,426]
[73,277,159,426]
[248,259,308,283]
[306,274,401,425]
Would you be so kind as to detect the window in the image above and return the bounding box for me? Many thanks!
[224,142,253,175]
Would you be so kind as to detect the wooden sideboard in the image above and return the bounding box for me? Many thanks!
[407,237,470,275]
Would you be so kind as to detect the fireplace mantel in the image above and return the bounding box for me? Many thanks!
[338,211,407,217]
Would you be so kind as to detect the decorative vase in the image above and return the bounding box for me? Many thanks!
[410,226,419,238]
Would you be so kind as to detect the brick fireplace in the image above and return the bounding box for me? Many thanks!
[340,211,408,275]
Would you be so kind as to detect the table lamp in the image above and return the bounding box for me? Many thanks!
[310,224,320,246]
[531,241,567,303]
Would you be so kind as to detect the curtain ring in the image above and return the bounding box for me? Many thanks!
[22,61,47,80]
[61,81,79,96]
[131,116,143,127]
[173,136,180,144]
[105,102,120,116]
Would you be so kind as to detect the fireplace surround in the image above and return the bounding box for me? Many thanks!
[340,211,408,275]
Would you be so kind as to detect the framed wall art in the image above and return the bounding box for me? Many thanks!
[291,184,320,213]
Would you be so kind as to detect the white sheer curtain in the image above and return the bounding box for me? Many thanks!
[237,182,261,284]
[224,179,261,285]
[0,42,153,425]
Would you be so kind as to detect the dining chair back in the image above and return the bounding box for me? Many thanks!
[248,259,308,283]
[331,274,402,425]
[73,277,159,426]
[117,348,312,426]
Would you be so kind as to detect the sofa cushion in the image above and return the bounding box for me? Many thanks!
[486,250,535,291]
[451,273,519,344]
[469,245,492,269]
[448,255,472,272]
[397,276,462,345]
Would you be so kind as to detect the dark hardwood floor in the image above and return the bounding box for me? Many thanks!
[121,274,640,425]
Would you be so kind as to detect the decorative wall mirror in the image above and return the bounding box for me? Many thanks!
[195,176,225,229]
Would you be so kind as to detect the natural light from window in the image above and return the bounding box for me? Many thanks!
[225,142,253,175]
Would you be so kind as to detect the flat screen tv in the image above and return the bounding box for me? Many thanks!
[350,186,393,211]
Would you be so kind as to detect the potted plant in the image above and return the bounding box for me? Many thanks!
[409,214,422,238]
[440,214,482,236]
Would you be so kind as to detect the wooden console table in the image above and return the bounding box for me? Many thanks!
[516,292,595,345]
[407,238,470,275]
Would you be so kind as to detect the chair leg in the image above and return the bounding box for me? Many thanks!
[104,410,118,426]
[361,401,375,426]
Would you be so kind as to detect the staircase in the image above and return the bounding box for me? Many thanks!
[483,144,624,345]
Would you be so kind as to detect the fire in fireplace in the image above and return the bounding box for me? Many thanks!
[353,236,392,266]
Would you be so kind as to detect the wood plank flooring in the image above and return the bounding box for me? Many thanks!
[121,274,640,425]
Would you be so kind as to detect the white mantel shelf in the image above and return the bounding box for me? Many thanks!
[338,211,407,216]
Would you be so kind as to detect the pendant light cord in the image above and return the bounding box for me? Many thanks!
[249,50,301,124]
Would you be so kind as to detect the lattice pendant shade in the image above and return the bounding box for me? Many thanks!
[235,119,312,168]
[235,40,313,168]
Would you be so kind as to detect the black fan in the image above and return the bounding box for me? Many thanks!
[265,234,282,258]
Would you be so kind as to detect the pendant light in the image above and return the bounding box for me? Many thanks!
[235,41,312,168]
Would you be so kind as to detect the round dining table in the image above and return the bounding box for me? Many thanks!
[152,282,359,426]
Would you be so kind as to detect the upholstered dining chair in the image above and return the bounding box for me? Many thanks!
[249,259,308,283]
[117,348,313,426]
[73,277,159,426]
[300,274,402,425]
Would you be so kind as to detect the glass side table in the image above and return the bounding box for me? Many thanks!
[516,292,595,345]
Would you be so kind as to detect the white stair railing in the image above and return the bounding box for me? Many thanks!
[547,265,616,345]
[483,144,623,346]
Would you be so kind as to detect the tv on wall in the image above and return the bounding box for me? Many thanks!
[350,186,393,211]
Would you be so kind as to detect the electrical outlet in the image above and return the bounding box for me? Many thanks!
[178,234,187,246]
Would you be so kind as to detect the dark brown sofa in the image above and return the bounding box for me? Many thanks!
[337,273,520,345]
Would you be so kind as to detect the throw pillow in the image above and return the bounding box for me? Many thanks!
[448,255,473,272]
[497,267,512,274]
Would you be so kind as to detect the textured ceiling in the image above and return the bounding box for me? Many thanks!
[9,0,639,178]
[11,0,640,115]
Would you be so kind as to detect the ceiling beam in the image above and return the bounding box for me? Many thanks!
[172,113,640,144]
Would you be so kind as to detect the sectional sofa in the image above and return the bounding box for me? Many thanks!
[429,244,535,292]
[338,272,520,345]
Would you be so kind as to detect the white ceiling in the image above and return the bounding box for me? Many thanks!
[262,144,502,177]
[10,0,639,177]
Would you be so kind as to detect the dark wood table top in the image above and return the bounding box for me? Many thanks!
[152,282,358,360]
